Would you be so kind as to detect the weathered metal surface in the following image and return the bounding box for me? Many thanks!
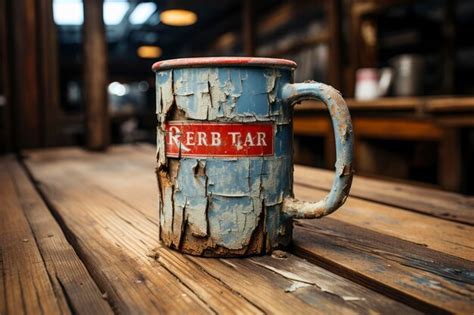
[282,82,354,218]
[154,58,353,257]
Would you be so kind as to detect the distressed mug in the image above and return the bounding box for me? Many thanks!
[152,57,353,257]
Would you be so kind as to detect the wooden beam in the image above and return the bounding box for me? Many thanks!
[11,0,42,148]
[83,0,109,150]
[326,0,342,89]
[242,0,255,56]
[353,118,444,141]
[0,0,11,152]
[438,128,462,191]
[36,0,60,146]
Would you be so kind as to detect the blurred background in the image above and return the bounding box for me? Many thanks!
[1,0,473,194]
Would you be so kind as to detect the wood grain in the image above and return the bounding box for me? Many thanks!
[294,184,474,261]
[8,158,113,314]
[0,156,67,314]
[293,218,474,314]
[24,146,420,314]
[23,163,218,314]
[191,253,417,314]
[294,165,474,225]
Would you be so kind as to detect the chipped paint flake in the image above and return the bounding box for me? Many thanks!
[250,260,315,284]
[285,281,313,293]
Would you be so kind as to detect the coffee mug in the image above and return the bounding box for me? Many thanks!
[152,57,353,257]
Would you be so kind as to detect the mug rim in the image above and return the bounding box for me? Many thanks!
[152,57,297,71]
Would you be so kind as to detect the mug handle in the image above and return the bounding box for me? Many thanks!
[281,82,354,219]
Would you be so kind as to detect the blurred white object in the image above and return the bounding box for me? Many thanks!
[355,68,393,100]
[391,54,425,96]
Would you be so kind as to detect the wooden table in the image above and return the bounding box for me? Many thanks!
[1,144,473,314]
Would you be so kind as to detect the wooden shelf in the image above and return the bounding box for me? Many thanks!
[294,96,474,113]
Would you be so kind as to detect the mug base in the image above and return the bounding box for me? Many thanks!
[160,230,292,257]
[163,242,290,258]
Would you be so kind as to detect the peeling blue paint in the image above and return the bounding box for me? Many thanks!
[154,62,353,256]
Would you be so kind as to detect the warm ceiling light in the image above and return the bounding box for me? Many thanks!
[137,45,162,58]
[160,9,197,26]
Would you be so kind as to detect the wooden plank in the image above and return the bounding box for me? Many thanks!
[190,253,418,314]
[297,97,474,113]
[23,150,264,314]
[346,97,423,110]
[295,98,419,111]
[7,157,114,314]
[24,159,219,313]
[294,184,474,261]
[436,116,474,127]
[83,0,109,149]
[427,97,474,112]
[353,118,443,141]
[293,218,474,314]
[24,146,420,314]
[293,165,474,225]
[0,156,68,314]
[293,116,331,136]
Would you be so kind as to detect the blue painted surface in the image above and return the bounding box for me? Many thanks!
[155,64,353,256]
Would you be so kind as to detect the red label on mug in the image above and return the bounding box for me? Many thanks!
[165,122,274,157]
